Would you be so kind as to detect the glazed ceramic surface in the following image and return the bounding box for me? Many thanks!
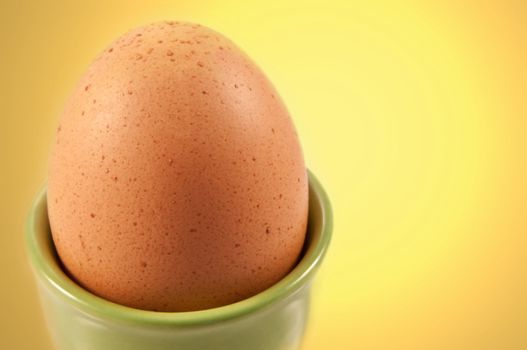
[26,171,332,350]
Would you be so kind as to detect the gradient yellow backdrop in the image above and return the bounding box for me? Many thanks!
[2,1,526,349]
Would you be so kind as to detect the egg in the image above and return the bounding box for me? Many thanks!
[47,21,308,312]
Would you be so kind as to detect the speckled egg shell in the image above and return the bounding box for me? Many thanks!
[47,21,308,312]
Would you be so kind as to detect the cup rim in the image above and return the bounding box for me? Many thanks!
[26,169,332,326]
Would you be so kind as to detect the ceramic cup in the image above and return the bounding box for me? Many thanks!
[26,170,332,350]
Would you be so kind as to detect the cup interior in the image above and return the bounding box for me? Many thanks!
[26,169,332,326]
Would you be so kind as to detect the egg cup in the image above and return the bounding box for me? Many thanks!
[26,170,332,350]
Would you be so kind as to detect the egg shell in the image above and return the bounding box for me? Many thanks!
[47,21,308,312]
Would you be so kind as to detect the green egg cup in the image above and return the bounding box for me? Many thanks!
[26,170,332,350]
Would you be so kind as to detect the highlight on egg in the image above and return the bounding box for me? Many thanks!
[47,21,308,311]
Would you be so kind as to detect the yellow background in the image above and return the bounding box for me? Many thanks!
[1,1,526,349]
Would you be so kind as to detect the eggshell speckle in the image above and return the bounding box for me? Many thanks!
[48,21,308,311]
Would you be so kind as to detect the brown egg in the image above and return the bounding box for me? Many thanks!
[47,21,308,312]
